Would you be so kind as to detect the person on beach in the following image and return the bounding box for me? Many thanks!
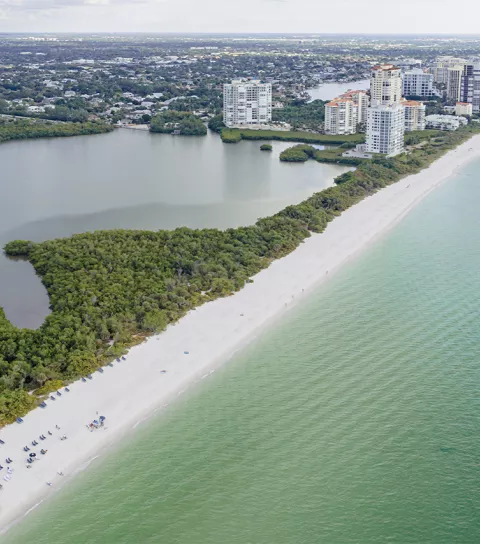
[55,425,60,430]
[57,471,64,476]
[46,482,52,486]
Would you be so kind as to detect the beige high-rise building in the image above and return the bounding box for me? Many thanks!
[447,65,466,102]
[324,90,369,135]
[324,98,356,135]
[431,56,467,84]
[402,100,426,132]
[340,90,369,124]
[370,64,403,106]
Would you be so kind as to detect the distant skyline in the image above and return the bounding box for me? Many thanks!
[1,0,480,34]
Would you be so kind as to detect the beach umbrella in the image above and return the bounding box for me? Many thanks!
[93,420,99,425]
[99,416,105,421]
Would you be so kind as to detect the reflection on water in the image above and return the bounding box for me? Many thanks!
[307,79,370,101]
[0,129,350,328]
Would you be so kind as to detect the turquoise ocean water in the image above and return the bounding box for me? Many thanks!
[5,159,480,543]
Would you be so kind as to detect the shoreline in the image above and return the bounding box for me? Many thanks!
[1,134,480,533]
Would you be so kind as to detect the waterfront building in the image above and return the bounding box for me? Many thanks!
[402,69,435,97]
[341,90,369,124]
[325,98,356,135]
[431,56,467,84]
[324,90,369,135]
[455,102,473,116]
[223,79,272,127]
[366,104,405,156]
[402,100,426,132]
[425,114,468,131]
[369,64,403,107]
[366,65,405,156]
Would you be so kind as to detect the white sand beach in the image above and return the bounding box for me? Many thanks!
[1,135,480,533]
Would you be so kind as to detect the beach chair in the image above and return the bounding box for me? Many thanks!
[65,387,70,392]
[40,402,47,408]
[98,368,104,373]
[50,396,56,401]
[56,391,62,396]
[82,377,87,382]
[87,374,93,380]
[16,417,24,424]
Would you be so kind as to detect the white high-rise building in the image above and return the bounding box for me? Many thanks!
[369,64,403,107]
[223,79,272,127]
[366,105,405,156]
[366,65,405,156]
[402,69,435,97]
[402,100,426,132]
[324,90,369,135]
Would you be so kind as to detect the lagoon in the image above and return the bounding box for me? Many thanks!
[0,128,349,329]
[307,79,370,101]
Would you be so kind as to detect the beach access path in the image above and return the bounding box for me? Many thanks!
[1,134,480,533]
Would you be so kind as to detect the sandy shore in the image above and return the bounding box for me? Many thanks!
[1,135,480,533]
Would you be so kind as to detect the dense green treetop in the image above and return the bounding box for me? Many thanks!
[207,114,226,133]
[273,99,326,131]
[220,128,364,145]
[0,119,113,144]
[150,110,207,136]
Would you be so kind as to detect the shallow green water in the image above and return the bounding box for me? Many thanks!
[6,159,480,543]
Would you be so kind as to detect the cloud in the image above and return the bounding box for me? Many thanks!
[0,0,153,10]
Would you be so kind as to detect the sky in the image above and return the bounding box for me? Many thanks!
[0,0,479,34]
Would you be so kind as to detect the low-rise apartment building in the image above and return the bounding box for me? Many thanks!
[455,102,473,116]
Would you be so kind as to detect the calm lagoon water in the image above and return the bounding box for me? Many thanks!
[307,79,370,101]
[0,129,348,328]
[5,158,480,543]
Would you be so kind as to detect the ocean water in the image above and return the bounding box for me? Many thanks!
[5,159,480,543]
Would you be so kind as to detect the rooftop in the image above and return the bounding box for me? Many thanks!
[326,98,353,107]
[401,100,424,106]
[372,64,400,72]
